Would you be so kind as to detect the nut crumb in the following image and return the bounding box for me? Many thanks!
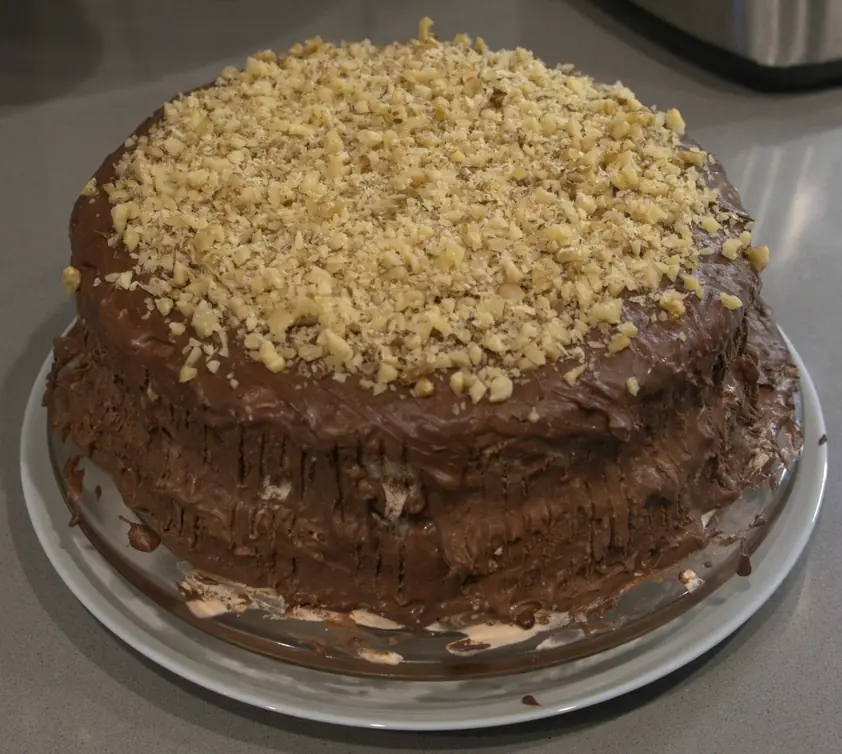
[412,377,435,398]
[469,379,487,404]
[179,365,198,382]
[719,293,743,310]
[618,322,638,338]
[658,291,686,320]
[746,245,770,272]
[449,371,466,396]
[626,376,639,396]
[62,266,81,295]
[681,274,703,298]
[563,365,586,386]
[665,108,685,135]
[721,238,742,259]
[81,178,98,197]
[418,16,434,41]
[679,568,703,592]
[488,375,513,403]
[607,333,631,353]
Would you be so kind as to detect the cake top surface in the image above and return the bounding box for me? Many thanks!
[69,18,769,403]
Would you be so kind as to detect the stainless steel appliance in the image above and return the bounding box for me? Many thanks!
[624,0,842,90]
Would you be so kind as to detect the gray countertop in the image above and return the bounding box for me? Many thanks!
[1,1,838,752]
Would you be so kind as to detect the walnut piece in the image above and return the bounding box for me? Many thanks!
[746,245,770,272]
[719,293,743,310]
[80,178,98,197]
[62,266,81,295]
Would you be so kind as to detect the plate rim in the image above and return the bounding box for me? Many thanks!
[20,331,827,731]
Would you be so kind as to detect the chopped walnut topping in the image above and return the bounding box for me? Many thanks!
[626,376,639,396]
[412,377,435,398]
[99,19,748,402]
[700,216,720,235]
[449,371,466,396]
[564,364,586,386]
[679,568,703,592]
[746,245,770,272]
[418,16,434,42]
[719,293,743,310]
[62,266,81,295]
[607,333,631,353]
[469,379,487,404]
[81,178,98,197]
[488,374,513,403]
[665,108,686,135]
[658,290,687,320]
[721,238,742,260]
[681,274,703,298]
[258,341,287,373]
[179,365,198,382]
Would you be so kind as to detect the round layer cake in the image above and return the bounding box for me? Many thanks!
[46,21,798,629]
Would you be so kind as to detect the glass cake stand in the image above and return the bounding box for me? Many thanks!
[41,364,803,682]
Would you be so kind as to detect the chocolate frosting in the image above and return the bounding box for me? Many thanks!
[44,105,799,629]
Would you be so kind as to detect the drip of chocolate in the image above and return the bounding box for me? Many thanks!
[514,610,536,630]
[736,546,753,577]
[61,455,85,527]
[119,516,162,553]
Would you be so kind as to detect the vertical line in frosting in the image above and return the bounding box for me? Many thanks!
[237,427,245,485]
[257,428,266,482]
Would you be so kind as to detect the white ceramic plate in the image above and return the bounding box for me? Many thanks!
[20,336,827,731]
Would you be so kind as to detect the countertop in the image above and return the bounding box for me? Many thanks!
[1,1,838,752]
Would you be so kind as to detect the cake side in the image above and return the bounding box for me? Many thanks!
[46,300,797,627]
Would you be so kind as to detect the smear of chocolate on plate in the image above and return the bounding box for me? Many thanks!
[94,484,102,501]
[62,455,85,526]
[819,434,828,446]
[446,637,492,654]
[736,546,752,577]
[514,609,536,630]
[310,640,326,658]
[118,515,161,552]
[522,695,541,707]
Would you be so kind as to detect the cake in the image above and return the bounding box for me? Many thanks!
[46,20,798,630]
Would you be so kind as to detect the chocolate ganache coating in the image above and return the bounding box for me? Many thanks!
[45,32,798,629]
